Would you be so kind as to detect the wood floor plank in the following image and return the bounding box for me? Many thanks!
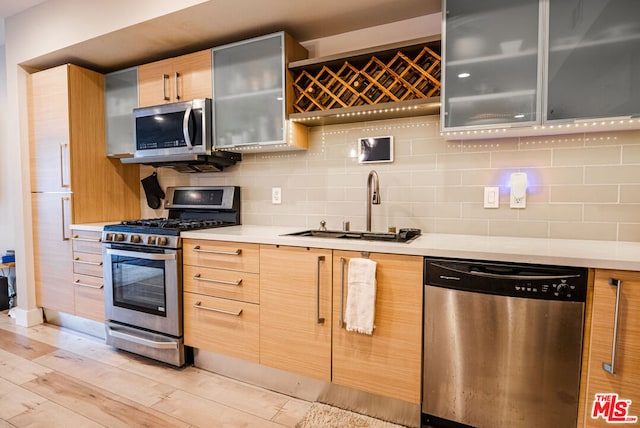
[33,350,176,408]
[7,400,104,428]
[0,377,48,420]
[271,398,312,427]
[119,358,290,421]
[0,347,53,385]
[0,327,58,360]
[152,389,285,428]
[22,371,190,428]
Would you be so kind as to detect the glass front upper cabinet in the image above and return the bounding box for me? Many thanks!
[105,67,138,157]
[212,33,288,149]
[546,0,640,121]
[442,0,542,131]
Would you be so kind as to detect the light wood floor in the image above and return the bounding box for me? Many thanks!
[0,310,310,427]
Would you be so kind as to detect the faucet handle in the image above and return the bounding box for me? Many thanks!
[319,220,327,231]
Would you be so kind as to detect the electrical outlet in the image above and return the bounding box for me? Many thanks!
[271,187,282,204]
[509,172,527,209]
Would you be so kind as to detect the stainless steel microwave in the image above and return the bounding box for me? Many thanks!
[128,98,212,162]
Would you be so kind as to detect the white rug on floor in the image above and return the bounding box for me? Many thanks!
[296,403,406,428]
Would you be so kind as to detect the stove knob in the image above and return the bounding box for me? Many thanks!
[105,233,113,241]
[147,236,157,245]
[130,235,142,243]
[556,283,570,297]
[157,237,168,246]
[114,233,125,242]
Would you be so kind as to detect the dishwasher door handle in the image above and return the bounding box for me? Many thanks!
[431,262,581,281]
[602,277,622,374]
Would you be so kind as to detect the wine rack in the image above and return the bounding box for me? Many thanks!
[290,41,441,114]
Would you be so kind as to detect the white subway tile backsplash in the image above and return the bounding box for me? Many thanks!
[550,185,618,203]
[140,116,640,242]
[490,149,552,169]
[489,220,549,238]
[553,146,622,166]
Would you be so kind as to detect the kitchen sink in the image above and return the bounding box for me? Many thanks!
[284,228,421,243]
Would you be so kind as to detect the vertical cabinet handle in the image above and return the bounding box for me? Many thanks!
[603,278,622,374]
[316,255,325,324]
[60,196,71,241]
[174,72,180,100]
[59,143,70,188]
[162,73,170,101]
[339,257,346,328]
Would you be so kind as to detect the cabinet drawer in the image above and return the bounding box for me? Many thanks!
[71,231,102,254]
[72,252,103,277]
[183,265,259,304]
[184,292,259,363]
[183,240,259,273]
[73,274,105,322]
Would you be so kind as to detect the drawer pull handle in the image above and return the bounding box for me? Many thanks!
[193,274,242,286]
[73,258,103,266]
[162,73,170,101]
[603,278,622,374]
[316,255,325,324]
[193,246,242,256]
[72,236,102,243]
[193,301,242,316]
[73,280,104,289]
[339,257,346,328]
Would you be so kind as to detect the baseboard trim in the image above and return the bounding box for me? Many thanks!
[10,307,43,327]
[194,349,420,427]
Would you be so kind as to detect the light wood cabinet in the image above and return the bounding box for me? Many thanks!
[183,239,260,363]
[31,193,74,314]
[71,229,104,322]
[138,49,212,107]
[28,64,140,315]
[259,245,332,381]
[332,251,423,404]
[583,269,640,427]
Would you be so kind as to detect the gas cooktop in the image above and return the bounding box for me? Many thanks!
[102,186,240,248]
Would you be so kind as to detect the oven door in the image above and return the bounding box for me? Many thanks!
[103,243,182,337]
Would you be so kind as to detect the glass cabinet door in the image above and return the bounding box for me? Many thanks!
[547,0,640,121]
[212,33,285,148]
[442,0,542,130]
[105,67,138,157]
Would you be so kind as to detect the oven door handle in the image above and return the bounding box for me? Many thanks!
[107,327,178,350]
[106,248,176,261]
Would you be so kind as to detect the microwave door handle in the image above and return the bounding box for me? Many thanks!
[183,105,193,150]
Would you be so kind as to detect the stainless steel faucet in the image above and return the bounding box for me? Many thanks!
[366,170,380,232]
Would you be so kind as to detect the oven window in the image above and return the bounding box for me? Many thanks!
[110,254,167,317]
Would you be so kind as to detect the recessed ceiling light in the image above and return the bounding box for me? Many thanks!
[458,72,471,78]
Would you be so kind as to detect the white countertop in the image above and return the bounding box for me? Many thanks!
[73,222,640,270]
[182,225,640,271]
[71,222,115,232]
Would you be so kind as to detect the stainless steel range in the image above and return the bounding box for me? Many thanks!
[102,186,240,366]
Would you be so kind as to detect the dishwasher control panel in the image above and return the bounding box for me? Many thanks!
[424,258,588,302]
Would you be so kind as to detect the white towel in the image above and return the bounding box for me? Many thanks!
[345,258,377,335]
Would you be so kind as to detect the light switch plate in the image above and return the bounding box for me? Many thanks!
[271,187,282,204]
[484,186,500,208]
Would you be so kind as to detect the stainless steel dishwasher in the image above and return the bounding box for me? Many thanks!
[422,258,588,428]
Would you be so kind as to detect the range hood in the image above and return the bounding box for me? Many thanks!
[120,151,242,173]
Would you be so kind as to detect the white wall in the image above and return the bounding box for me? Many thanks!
[0,44,11,252]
